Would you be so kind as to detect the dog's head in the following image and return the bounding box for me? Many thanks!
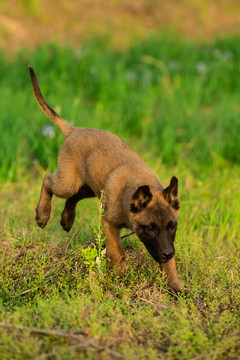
[129,176,180,264]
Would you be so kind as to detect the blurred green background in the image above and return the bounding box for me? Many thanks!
[0,0,240,181]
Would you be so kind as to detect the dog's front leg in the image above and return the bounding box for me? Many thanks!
[103,221,125,275]
[161,257,182,294]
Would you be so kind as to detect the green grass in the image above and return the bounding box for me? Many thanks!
[0,34,240,180]
[0,34,239,359]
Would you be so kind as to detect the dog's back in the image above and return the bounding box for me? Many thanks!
[60,127,161,198]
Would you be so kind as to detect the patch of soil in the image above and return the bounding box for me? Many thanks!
[0,0,240,53]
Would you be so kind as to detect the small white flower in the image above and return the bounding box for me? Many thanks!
[167,60,177,70]
[42,125,55,138]
[213,48,233,61]
[196,61,208,74]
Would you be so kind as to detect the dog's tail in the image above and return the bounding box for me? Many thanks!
[28,66,74,137]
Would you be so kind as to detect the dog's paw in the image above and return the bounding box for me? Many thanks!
[109,259,126,277]
[116,260,126,277]
[36,206,51,229]
[168,280,183,296]
[60,210,75,232]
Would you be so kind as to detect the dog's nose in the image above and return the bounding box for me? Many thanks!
[162,251,174,259]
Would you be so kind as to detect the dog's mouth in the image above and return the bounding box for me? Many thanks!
[135,233,175,264]
[159,258,173,264]
[144,246,175,264]
[154,256,174,264]
[146,251,174,264]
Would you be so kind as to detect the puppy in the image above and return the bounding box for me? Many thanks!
[29,66,182,293]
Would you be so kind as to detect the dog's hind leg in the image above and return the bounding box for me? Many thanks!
[61,185,96,232]
[103,221,126,275]
[36,173,54,229]
[36,167,82,229]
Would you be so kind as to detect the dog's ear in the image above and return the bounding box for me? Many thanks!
[130,185,153,213]
[162,176,180,210]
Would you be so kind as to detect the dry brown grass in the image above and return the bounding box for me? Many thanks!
[1,0,240,53]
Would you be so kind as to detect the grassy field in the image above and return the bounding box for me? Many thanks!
[0,35,239,359]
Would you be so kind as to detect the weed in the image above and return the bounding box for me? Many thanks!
[80,191,106,272]
[94,191,106,270]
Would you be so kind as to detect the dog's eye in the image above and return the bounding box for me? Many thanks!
[142,223,157,232]
[167,221,177,232]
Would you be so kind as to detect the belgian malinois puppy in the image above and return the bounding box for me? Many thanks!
[29,66,182,293]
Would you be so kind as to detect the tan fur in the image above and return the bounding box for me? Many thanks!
[161,258,181,294]
[29,66,182,293]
